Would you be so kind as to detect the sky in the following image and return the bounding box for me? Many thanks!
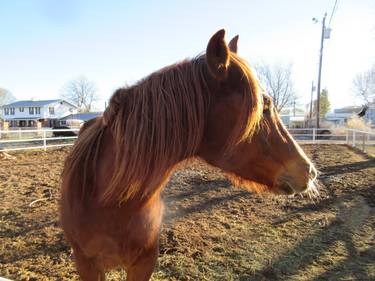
[0,0,374,111]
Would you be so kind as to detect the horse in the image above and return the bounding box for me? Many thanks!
[60,29,318,281]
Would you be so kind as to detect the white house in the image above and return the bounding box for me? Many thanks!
[0,99,78,128]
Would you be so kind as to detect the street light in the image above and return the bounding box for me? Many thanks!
[313,13,330,128]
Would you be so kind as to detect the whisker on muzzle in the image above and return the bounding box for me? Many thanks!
[304,178,320,200]
[304,164,320,199]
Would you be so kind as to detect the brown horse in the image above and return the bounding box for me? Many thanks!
[60,29,318,281]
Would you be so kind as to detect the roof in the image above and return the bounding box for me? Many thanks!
[60,112,103,121]
[3,117,39,120]
[2,99,77,108]
[334,106,362,114]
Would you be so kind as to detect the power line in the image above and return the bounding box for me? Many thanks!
[328,0,339,27]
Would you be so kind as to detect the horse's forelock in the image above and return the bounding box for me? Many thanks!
[223,54,263,151]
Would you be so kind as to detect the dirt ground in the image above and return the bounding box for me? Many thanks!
[0,145,374,281]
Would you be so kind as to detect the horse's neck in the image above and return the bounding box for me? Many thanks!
[95,129,180,205]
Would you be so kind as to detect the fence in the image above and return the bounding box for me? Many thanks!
[288,128,375,155]
[0,128,79,152]
[1,127,375,155]
[346,129,375,155]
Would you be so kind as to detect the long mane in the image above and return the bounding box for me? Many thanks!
[62,54,262,205]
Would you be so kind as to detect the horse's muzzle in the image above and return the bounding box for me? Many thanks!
[275,164,318,196]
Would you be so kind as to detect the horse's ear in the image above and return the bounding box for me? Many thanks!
[206,29,230,81]
[228,35,239,53]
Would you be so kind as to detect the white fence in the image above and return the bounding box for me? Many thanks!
[288,128,375,154]
[0,128,79,152]
[0,127,375,154]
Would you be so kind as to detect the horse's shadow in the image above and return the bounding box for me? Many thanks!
[320,158,375,177]
[247,152,375,280]
[162,176,249,223]
[159,158,375,281]
[252,195,374,281]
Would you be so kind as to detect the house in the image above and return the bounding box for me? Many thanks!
[0,99,78,128]
[362,103,375,127]
[58,112,103,127]
[279,107,306,128]
[325,104,375,126]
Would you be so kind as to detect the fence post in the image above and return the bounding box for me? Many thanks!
[362,133,366,152]
[352,131,356,147]
[43,130,47,151]
[345,130,349,144]
[18,128,22,139]
[312,128,316,144]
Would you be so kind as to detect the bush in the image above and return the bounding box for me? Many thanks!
[346,115,373,131]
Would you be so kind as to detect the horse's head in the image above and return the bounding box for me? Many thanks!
[198,29,317,196]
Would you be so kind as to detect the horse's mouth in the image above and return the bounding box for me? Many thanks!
[274,179,319,198]
[278,182,295,195]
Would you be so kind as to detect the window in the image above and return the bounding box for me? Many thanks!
[4,108,9,115]
[10,108,15,115]
[29,107,34,115]
[19,107,24,112]
[35,107,40,114]
[49,107,55,115]
[60,120,67,126]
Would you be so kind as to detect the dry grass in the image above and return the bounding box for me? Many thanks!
[346,115,373,131]
[0,145,374,280]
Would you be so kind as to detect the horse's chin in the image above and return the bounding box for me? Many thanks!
[272,179,319,198]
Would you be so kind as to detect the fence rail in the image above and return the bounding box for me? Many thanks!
[0,128,79,152]
[0,127,374,155]
[288,128,375,155]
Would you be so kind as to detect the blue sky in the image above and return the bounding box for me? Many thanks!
[1,0,374,110]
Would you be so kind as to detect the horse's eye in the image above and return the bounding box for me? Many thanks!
[263,101,271,114]
[262,95,273,115]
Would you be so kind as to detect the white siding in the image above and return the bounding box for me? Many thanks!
[48,101,77,118]
[1,101,77,120]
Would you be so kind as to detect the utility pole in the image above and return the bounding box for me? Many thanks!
[316,13,327,128]
[310,81,315,121]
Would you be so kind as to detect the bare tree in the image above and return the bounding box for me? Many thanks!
[0,88,16,106]
[255,62,297,112]
[61,76,98,112]
[353,65,375,103]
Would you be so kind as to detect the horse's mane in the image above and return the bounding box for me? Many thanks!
[62,54,262,205]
